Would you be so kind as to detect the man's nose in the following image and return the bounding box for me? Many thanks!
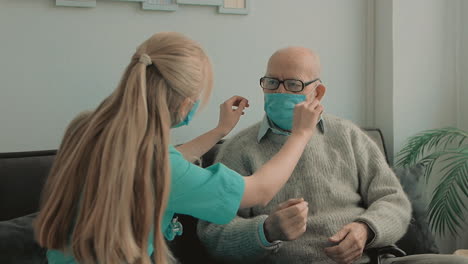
[276,83,288,93]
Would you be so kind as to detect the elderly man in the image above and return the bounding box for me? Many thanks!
[197,47,468,264]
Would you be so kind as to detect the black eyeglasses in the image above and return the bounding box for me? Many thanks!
[260,77,321,92]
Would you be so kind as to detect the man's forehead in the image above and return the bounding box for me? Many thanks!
[266,57,315,78]
[266,48,320,78]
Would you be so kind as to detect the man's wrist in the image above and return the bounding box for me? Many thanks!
[263,221,273,243]
[355,221,374,244]
[259,219,281,247]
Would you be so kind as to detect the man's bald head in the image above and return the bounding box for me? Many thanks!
[263,46,325,101]
[266,47,321,81]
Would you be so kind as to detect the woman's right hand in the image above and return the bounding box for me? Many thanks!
[216,96,249,137]
[291,98,323,139]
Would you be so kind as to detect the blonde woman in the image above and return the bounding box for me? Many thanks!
[35,32,323,264]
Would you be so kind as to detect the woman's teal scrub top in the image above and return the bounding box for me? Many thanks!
[47,145,245,263]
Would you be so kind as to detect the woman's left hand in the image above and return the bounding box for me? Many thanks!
[216,96,249,137]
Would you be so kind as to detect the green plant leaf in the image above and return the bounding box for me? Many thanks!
[396,128,467,237]
[427,159,468,237]
[419,151,444,183]
[396,128,467,168]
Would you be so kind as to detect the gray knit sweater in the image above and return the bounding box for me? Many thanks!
[197,114,412,264]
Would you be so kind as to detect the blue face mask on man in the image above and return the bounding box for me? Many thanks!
[264,92,317,131]
[172,100,200,128]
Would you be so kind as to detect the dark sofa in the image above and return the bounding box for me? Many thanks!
[0,128,438,263]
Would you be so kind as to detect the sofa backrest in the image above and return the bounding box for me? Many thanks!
[0,128,387,221]
[0,150,56,221]
[362,128,389,163]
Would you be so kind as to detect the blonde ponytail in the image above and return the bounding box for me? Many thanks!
[35,32,212,264]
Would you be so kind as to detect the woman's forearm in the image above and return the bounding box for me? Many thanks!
[240,133,310,208]
[176,127,226,162]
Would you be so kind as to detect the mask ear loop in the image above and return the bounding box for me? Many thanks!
[305,79,324,102]
[180,98,195,115]
[173,98,191,126]
[306,82,324,117]
[304,86,317,103]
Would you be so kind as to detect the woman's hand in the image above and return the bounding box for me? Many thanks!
[291,98,323,139]
[176,96,248,161]
[215,96,249,137]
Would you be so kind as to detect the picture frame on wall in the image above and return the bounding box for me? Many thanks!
[56,0,96,7]
[142,0,178,11]
[219,0,248,15]
[55,0,250,14]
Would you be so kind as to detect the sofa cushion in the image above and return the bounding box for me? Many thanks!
[0,213,47,264]
[393,164,439,255]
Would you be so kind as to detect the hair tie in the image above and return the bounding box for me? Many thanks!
[139,53,152,66]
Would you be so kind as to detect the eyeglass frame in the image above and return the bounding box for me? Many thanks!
[260,77,321,93]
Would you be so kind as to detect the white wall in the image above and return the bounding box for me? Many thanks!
[391,0,468,252]
[374,0,468,162]
[0,0,368,152]
[392,0,459,155]
[374,0,395,161]
[461,0,468,132]
[444,0,468,253]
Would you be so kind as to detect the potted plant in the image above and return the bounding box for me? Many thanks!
[396,127,468,237]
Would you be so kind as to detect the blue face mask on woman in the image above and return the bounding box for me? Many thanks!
[264,93,308,131]
[172,100,200,128]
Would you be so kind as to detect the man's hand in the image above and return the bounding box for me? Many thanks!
[263,198,308,242]
[324,222,370,264]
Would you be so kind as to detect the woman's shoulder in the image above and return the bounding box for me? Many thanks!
[168,145,180,154]
[47,249,76,263]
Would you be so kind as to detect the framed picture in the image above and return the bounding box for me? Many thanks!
[56,0,96,7]
[176,0,223,6]
[142,0,178,11]
[219,0,248,15]
[56,0,250,14]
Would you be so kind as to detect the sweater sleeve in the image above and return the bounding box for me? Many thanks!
[197,214,279,263]
[196,138,278,263]
[351,127,412,248]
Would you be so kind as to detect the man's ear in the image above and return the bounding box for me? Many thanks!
[315,84,326,101]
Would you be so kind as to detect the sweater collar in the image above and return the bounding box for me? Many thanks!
[257,115,325,143]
